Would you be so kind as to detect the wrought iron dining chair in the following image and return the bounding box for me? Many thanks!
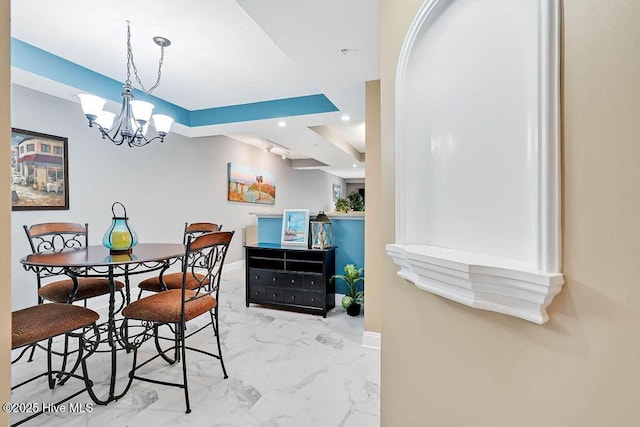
[23,222,125,305]
[23,222,126,373]
[11,303,99,426]
[136,222,222,298]
[122,230,234,413]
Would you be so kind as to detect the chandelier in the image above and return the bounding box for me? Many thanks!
[78,22,174,148]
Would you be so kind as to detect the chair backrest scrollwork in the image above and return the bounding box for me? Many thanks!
[182,222,222,244]
[23,222,90,302]
[182,231,234,304]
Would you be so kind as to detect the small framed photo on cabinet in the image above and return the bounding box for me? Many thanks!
[281,209,310,247]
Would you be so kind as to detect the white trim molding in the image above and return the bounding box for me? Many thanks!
[361,331,381,350]
[387,0,564,324]
[386,244,563,324]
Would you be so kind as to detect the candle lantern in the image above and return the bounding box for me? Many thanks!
[311,211,333,249]
[103,202,138,254]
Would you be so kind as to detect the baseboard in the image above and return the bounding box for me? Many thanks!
[335,293,381,350]
[361,331,381,350]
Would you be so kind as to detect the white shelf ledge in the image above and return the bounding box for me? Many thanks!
[386,244,563,324]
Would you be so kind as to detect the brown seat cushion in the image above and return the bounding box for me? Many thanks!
[122,289,216,323]
[137,272,208,292]
[12,303,99,349]
[38,277,125,303]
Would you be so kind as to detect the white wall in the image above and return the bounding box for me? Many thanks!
[10,84,345,309]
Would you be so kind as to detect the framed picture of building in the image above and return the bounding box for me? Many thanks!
[11,128,69,211]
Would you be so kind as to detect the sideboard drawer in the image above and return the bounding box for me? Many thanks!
[283,273,305,289]
[249,285,267,302]
[304,292,324,308]
[249,268,283,286]
[284,290,305,305]
[263,286,284,303]
[303,274,322,291]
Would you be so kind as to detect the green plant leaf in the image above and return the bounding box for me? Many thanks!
[342,295,353,309]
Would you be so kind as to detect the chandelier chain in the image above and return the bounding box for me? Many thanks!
[79,21,173,147]
[126,22,165,95]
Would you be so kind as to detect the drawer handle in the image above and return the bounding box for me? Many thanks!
[310,296,315,302]
[290,295,296,300]
[291,279,295,284]
[255,275,260,280]
[272,293,278,297]
[272,277,277,282]
[310,280,315,285]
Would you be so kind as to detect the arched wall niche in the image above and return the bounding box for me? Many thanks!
[385,0,564,324]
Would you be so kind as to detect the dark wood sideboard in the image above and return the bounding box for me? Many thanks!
[245,244,336,317]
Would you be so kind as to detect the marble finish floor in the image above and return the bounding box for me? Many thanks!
[10,268,380,426]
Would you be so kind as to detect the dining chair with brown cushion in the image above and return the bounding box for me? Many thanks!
[136,222,222,297]
[23,222,125,305]
[11,303,99,425]
[122,230,234,414]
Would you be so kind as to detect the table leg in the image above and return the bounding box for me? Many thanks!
[108,266,117,399]
[84,266,135,405]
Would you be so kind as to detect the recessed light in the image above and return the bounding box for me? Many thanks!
[340,114,351,122]
[352,163,357,168]
[278,121,287,128]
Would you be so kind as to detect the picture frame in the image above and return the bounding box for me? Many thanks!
[332,183,341,202]
[11,128,69,211]
[227,162,276,205]
[281,209,310,247]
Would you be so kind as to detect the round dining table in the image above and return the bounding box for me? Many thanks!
[20,243,186,405]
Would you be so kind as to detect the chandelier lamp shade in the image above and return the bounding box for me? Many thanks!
[79,22,174,148]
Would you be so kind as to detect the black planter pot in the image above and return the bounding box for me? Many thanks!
[346,302,361,317]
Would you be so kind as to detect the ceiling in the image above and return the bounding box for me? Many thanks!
[9,0,379,179]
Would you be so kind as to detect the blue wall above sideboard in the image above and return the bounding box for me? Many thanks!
[253,213,365,294]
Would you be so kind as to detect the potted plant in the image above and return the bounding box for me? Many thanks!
[347,191,364,211]
[331,264,364,316]
[335,197,351,213]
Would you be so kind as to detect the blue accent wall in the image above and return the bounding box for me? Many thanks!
[255,216,365,294]
[190,95,338,126]
[11,38,191,125]
[257,217,284,244]
[11,38,338,127]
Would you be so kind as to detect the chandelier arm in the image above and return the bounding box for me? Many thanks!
[128,134,165,148]
[96,124,125,146]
